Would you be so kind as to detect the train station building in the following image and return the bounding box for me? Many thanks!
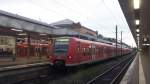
[0,10,104,66]
[0,0,149,83]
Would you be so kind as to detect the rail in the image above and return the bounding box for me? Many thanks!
[86,53,135,84]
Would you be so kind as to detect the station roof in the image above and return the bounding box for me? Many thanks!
[50,19,74,26]
[118,0,150,48]
[0,10,56,29]
[50,19,97,33]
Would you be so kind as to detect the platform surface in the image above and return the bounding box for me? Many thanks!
[120,53,146,84]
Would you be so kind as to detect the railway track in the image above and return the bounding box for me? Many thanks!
[10,53,136,84]
[0,62,50,84]
[86,54,135,84]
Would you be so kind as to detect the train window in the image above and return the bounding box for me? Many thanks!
[95,48,98,54]
[85,48,88,55]
[88,48,90,55]
[91,48,95,55]
[83,48,86,53]
[55,38,69,45]
[88,48,91,55]
[85,48,87,55]
[76,47,80,54]
[77,41,80,53]
[99,48,102,52]
[81,47,84,54]
[54,38,70,55]
[87,48,90,53]
[84,48,88,56]
[54,45,68,55]
[85,48,88,53]
[77,47,80,52]
[94,48,96,54]
[82,48,86,56]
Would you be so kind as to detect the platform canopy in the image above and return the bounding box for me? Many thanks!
[119,0,150,50]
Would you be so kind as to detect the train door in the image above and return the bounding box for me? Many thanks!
[76,46,80,63]
[76,41,86,63]
[99,45,103,59]
[78,42,84,63]
[91,44,96,61]
[103,46,107,59]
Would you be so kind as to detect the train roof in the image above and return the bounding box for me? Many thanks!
[72,37,115,47]
[53,37,130,49]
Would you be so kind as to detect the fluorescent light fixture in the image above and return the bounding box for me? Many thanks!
[142,44,150,46]
[135,19,140,25]
[18,33,27,36]
[136,29,140,32]
[40,33,47,35]
[144,38,147,42]
[134,0,140,9]
[11,28,23,32]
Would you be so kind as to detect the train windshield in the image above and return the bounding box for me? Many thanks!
[54,38,69,55]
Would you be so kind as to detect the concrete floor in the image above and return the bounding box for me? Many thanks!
[140,48,150,84]
[139,55,146,84]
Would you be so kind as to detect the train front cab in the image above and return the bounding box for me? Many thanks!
[50,37,72,66]
[50,37,93,67]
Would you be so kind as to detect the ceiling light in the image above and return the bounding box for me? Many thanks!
[40,33,47,35]
[18,33,27,36]
[144,38,147,42]
[137,34,140,37]
[142,44,150,46]
[135,19,140,25]
[133,0,140,9]
[11,28,23,32]
[136,29,140,32]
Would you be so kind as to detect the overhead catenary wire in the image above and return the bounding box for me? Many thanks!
[72,0,124,33]
[29,0,68,19]
[51,0,84,17]
[28,0,128,36]
[31,0,88,21]
[30,0,107,30]
[101,0,128,31]
[101,0,118,25]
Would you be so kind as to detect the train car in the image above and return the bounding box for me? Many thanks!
[49,37,131,67]
[16,38,51,59]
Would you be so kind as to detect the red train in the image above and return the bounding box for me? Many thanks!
[16,38,51,58]
[50,37,132,66]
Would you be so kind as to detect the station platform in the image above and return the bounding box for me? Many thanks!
[0,61,50,71]
[0,61,50,84]
[0,56,49,67]
[120,53,146,84]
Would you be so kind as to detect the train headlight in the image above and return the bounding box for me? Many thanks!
[68,56,72,59]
